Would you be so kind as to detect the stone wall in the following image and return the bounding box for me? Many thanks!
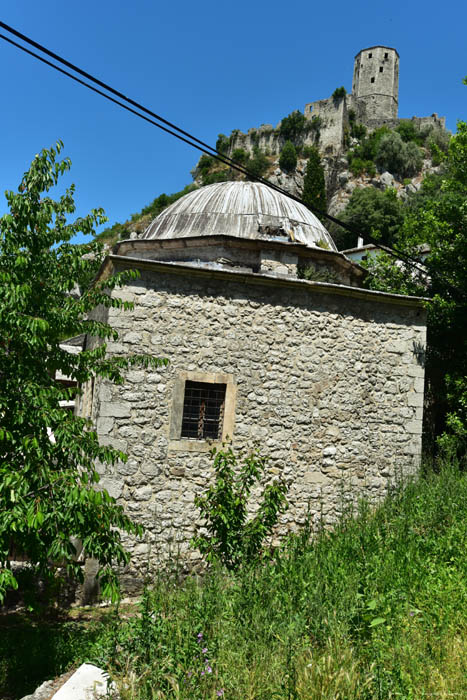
[90,261,426,587]
[305,96,346,155]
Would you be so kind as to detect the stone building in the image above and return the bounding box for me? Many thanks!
[229,46,446,159]
[84,181,426,585]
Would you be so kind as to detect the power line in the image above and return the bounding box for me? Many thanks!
[0,22,453,289]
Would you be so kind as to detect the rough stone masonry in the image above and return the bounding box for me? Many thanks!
[86,253,426,587]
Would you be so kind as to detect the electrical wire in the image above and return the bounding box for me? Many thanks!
[0,21,456,290]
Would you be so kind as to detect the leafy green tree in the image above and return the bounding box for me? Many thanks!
[375,132,423,177]
[332,86,347,101]
[279,140,297,173]
[279,110,306,144]
[396,120,423,144]
[192,447,288,570]
[215,133,229,154]
[0,143,166,603]
[245,147,269,180]
[365,117,467,458]
[339,187,405,249]
[302,146,327,222]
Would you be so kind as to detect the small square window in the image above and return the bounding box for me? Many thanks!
[380,67,383,73]
[181,381,226,440]
[371,77,375,83]
[368,53,372,58]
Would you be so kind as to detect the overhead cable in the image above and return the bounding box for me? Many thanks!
[0,21,450,286]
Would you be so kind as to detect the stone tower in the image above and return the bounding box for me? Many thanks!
[352,46,399,125]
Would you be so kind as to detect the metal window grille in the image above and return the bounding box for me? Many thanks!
[181,381,226,440]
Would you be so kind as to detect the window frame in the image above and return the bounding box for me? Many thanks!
[168,370,237,452]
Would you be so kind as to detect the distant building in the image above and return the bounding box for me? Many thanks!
[304,45,446,154]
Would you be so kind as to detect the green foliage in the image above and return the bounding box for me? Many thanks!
[365,118,467,456]
[350,122,367,140]
[348,157,376,177]
[332,86,347,100]
[140,184,197,219]
[244,146,269,180]
[215,133,229,155]
[0,143,168,604]
[279,110,306,143]
[339,187,405,249]
[0,611,108,699]
[348,126,391,163]
[298,264,339,283]
[302,146,327,218]
[96,184,197,244]
[195,154,216,183]
[375,132,424,177]
[279,140,298,173]
[191,447,288,570]
[12,461,466,699]
[231,147,248,165]
[396,120,424,145]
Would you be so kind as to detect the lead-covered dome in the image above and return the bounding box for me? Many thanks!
[142,181,336,251]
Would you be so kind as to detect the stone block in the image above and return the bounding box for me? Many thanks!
[99,402,131,418]
[99,477,124,499]
[52,663,114,699]
[96,417,114,435]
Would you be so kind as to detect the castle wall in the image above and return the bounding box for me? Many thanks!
[228,125,282,157]
[305,96,346,155]
[91,262,426,587]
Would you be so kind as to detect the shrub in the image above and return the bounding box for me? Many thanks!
[191,447,288,570]
[375,132,423,177]
[215,133,229,154]
[396,120,423,144]
[348,157,375,177]
[245,147,269,179]
[201,170,231,186]
[351,126,391,162]
[279,140,297,173]
[350,122,367,140]
[279,110,306,143]
[340,186,405,248]
[231,148,248,165]
[332,86,347,100]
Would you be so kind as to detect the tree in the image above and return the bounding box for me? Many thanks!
[0,143,167,603]
[339,186,405,249]
[365,116,467,459]
[332,86,347,101]
[279,110,306,144]
[375,132,423,177]
[302,146,327,223]
[191,447,288,570]
[245,146,269,180]
[279,140,297,173]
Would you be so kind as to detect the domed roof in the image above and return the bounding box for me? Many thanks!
[142,181,336,251]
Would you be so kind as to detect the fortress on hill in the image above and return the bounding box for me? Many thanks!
[229,46,446,157]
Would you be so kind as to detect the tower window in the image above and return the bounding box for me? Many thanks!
[384,52,388,59]
[380,67,383,73]
[368,53,372,58]
[371,77,375,83]
[181,381,226,440]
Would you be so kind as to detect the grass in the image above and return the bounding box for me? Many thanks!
[1,461,467,699]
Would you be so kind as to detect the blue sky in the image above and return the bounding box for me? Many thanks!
[1,1,465,243]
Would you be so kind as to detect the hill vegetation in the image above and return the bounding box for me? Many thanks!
[2,460,466,699]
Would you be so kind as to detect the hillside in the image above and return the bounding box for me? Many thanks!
[95,112,450,251]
